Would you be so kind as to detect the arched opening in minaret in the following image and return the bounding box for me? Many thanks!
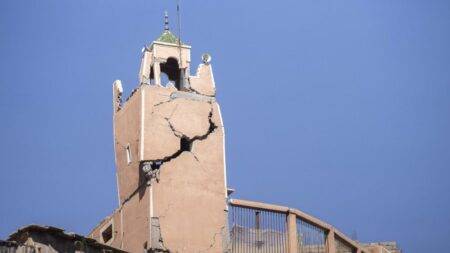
[160,57,182,90]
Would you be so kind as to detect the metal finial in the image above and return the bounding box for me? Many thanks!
[164,11,169,31]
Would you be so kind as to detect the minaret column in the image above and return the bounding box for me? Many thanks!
[139,50,152,84]
[153,61,161,86]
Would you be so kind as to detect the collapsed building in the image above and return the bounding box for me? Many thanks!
[1,14,401,253]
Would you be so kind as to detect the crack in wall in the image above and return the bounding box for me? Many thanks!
[164,118,183,138]
[142,107,217,179]
[152,92,175,107]
[187,87,215,98]
[152,95,173,107]
[119,180,151,206]
[120,90,221,253]
[121,99,218,215]
[153,92,215,109]
[170,91,215,102]
[198,226,226,253]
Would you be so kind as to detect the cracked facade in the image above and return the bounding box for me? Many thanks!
[88,25,228,253]
[1,14,402,253]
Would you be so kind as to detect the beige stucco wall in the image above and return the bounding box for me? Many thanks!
[90,38,228,253]
[89,182,151,253]
[141,85,227,252]
[151,42,191,68]
[113,89,143,204]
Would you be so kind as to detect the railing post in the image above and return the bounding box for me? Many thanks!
[287,210,298,253]
[326,229,336,253]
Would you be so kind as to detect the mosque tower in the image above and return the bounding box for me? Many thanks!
[89,12,228,253]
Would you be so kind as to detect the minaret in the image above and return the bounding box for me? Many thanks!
[89,13,228,253]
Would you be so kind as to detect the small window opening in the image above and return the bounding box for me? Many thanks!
[101,224,113,244]
[160,57,182,90]
[126,145,132,164]
[180,137,192,152]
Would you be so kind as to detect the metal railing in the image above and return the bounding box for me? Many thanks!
[228,199,365,253]
[229,205,288,252]
[335,236,356,253]
[297,218,327,253]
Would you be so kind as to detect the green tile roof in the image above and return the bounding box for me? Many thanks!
[156,30,181,44]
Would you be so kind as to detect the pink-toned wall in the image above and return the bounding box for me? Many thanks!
[90,39,228,253]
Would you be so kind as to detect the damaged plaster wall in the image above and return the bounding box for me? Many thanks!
[91,79,227,253]
[114,87,143,203]
[144,86,227,253]
[90,84,151,253]
[90,33,227,253]
[189,63,216,97]
[89,167,151,253]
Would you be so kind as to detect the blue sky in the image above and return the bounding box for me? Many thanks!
[1,1,449,252]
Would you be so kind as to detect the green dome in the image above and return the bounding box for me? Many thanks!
[156,30,180,44]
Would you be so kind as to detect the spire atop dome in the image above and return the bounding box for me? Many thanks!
[164,10,169,31]
[155,11,181,44]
